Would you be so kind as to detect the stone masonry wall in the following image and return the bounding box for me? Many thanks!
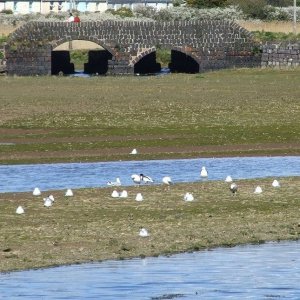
[5,20,259,76]
[261,43,300,68]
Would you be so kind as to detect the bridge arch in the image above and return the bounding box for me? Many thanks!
[5,20,261,76]
[132,46,202,74]
[50,37,116,75]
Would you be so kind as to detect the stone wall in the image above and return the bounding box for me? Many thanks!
[0,45,6,73]
[261,43,300,68]
[5,20,259,76]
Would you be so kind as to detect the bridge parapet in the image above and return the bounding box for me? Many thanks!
[5,20,260,75]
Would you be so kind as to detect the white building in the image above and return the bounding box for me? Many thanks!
[0,0,172,14]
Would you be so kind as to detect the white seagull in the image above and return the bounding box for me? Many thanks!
[119,190,128,198]
[162,176,173,185]
[200,166,208,178]
[254,186,263,194]
[65,189,73,197]
[107,178,121,186]
[43,197,53,207]
[33,187,41,196]
[130,148,138,155]
[230,183,238,195]
[225,176,233,183]
[272,180,280,187]
[16,206,24,214]
[139,228,149,237]
[111,190,120,198]
[135,193,144,201]
[184,192,194,202]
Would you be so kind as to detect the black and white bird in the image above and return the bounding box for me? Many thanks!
[141,174,154,184]
[131,174,142,185]
[230,183,238,195]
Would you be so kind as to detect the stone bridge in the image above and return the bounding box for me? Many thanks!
[5,20,260,76]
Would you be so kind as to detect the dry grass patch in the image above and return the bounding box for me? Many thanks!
[237,21,300,33]
[0,177,299,272]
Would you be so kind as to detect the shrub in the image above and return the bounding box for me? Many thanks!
[70,50,88,62]
[228,0,269,19]
[153,8,173,21]
[186,0,227,8]
[263,5,289,21]
[156,47,171,66]
[105,8,134,18]
[133,6,157,19]
[1,9,13,14]
[0,51,4,59]
[252,31,300,42]
[281,6,300,21]
[0,35,8,44]
[266,0,300,6]
[105,8,116,15]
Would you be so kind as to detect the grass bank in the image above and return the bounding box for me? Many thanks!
[0,177,299,272]
[0,69,300,164]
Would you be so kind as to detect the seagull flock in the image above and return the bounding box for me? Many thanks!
[15,164,282,238]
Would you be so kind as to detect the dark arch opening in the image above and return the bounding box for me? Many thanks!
[51,41,113,75]
[51,51,74,75]
[134,52,161,75]
[134,49,199,75]
[84,50,113,75]
[169,50,199,73]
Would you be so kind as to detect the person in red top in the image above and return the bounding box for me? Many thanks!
[74,15,80,23]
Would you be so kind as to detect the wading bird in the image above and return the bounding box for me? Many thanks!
[131,174,142,185]
[141,174,154,184]
[200,166,208,178]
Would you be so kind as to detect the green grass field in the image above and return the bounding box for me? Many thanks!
[0,177,299,272]
[0,68,299,164]
[0,68,300,272]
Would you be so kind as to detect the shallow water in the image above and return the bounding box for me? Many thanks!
[0,156,299,193]
[1,241,299,299]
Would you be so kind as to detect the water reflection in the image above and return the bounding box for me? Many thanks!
[1,241,299,299]
[0,156,299,193]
